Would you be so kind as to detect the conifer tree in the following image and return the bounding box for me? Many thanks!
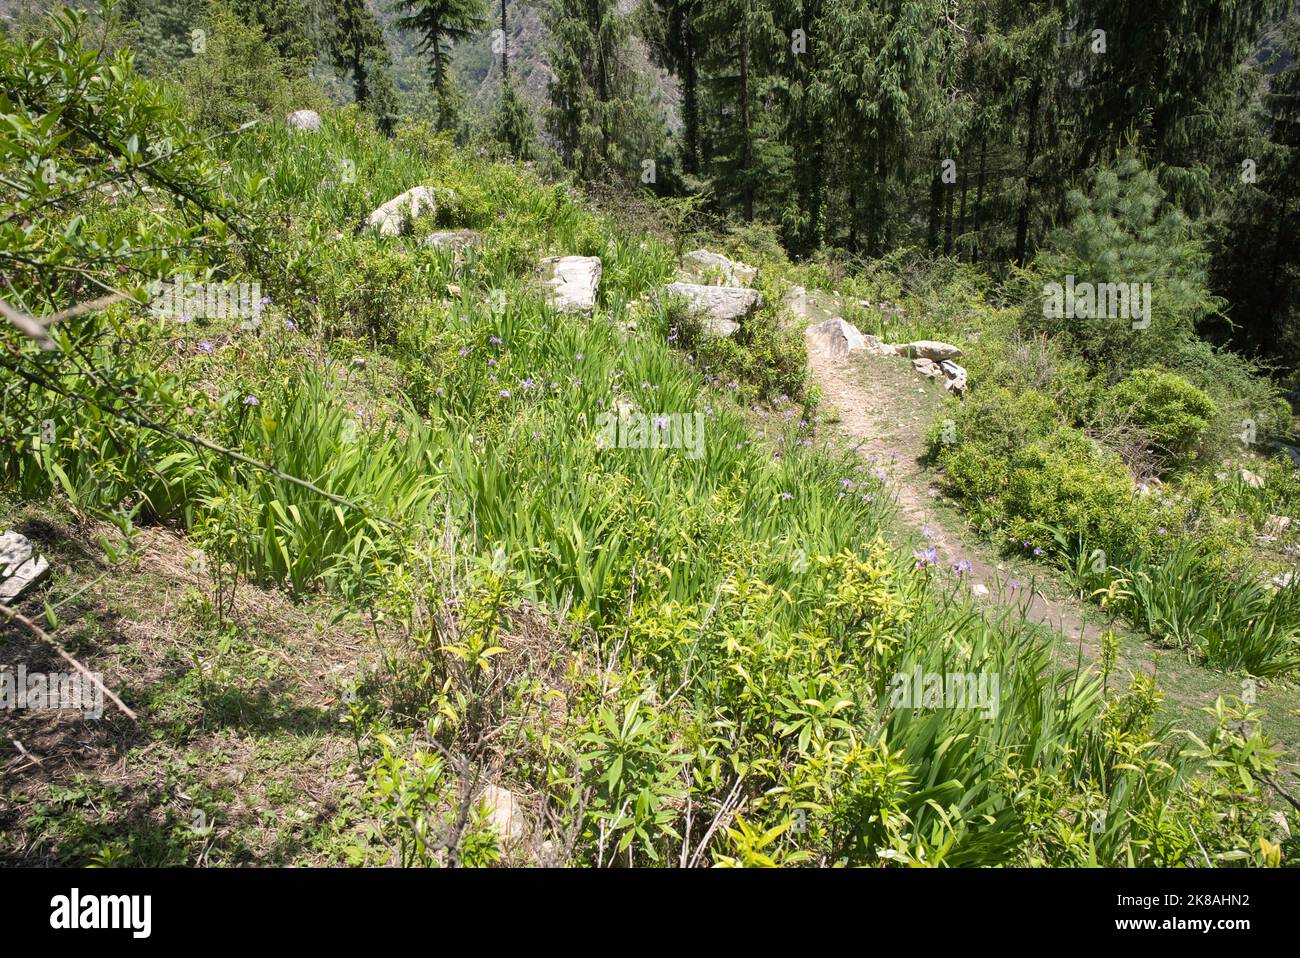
[392,0,490,129]
[328,0,388,108]
[545,0,661,180]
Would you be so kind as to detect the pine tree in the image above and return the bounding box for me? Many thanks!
[328,0,388,108]
[810,0,948,252]
[392,0,490,129]
[694,0,788,223]
[544,0,661,181]
[492,75,536,159]
[643,0,704,176]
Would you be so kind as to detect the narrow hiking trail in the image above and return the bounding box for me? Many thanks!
[791,289,1104,651]
[783,289,1300,764]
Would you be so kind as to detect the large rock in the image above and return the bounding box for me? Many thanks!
[0,531,50,602]
[479,783,526,844]
[805,317,868,358]
[663,282,762,337]
[913,357,944,378]
[681,249,757,288]
[540,256,602,312]
[940,359,968,395]
[365,186,438,237]
[286,110,321,132]
[422,229,481,251]
[905,340,963,362]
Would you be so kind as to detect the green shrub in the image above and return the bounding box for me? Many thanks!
[927,385,1057,461]
[180,1,325,131]
[1106,368,1216,466]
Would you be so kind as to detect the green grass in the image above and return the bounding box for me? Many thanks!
[3,19,1298,868]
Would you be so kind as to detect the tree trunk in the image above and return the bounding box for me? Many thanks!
[683,28,699,174]
[1014,80,1041,265]
[927,163,942,251]
[740,21,754,222]
[848,184,857,253]
[973,135,987,262]
[432,21,445,92]
[944,177,955,257]
[957,154,969,261]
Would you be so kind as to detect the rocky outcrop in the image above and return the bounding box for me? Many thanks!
[540,255,602,312]
[680,249,757,288]
[913,357,944,378]
[940,359,968,395]
[286,110,321,132]
[663,282,762,337]
[365,186,439,237]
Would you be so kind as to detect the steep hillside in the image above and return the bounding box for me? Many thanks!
[2,1,1299,876]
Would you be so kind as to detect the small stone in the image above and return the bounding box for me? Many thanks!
[480,783,527,843]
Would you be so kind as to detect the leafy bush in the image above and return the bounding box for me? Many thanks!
[180,1,325,131]
[1105,368,1216,467]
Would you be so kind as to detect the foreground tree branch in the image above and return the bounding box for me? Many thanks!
[0,602,138,720]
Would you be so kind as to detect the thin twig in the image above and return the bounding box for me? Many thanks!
[0,602,137,720]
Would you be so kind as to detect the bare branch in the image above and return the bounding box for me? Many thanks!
[0,602,138,720]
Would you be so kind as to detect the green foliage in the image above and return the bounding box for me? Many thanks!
[544,0,664,182]
[1024,151,1221,374]
[1106,368,1216,467]
[7,4,1300,870]
[392,0,491,130]
[181,1,326,130]
[489,77,537,160]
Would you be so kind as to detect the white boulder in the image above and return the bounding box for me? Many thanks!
[681,249,757,287]
[663,282,762,337]
[365,186,439,237]
[0,531,50,602]
[286,110,321,132]
[906,340,963,362]
[805,318,868,358]
[540,255,602,312]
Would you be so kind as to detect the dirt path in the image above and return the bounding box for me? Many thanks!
[786,289,1300,764]
[796,291,1102,649]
